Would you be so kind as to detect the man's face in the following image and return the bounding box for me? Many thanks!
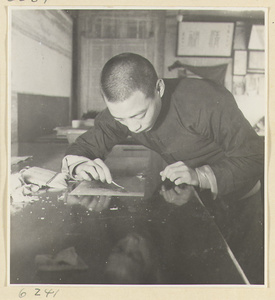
[105,90,162,133]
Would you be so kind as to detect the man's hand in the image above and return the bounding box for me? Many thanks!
[160,161,199,186]
[74,158,112,184]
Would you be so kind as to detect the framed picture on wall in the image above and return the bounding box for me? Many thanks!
[177,22,234,57]
[248,50,265,73]
[233,50,247,75]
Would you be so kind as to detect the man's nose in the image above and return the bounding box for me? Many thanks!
[126,119,141,132]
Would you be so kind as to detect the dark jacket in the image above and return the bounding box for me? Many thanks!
[66,78,264,199]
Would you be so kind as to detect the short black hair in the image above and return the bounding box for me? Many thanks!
[100,53,158,102]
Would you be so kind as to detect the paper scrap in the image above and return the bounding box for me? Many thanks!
[11,156,32,165]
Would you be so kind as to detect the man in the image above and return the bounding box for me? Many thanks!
[62,53,264,283]
[63,52,263,202]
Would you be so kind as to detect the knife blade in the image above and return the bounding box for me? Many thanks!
[111,180,127,191]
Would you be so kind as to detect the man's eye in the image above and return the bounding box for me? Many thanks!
[115,118,124,123]
[135,113,146,119]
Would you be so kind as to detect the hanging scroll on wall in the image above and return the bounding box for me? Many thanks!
[177,22,234,57]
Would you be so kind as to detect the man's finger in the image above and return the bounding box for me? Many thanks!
[92,163,106,182]
[175,177,186,185]
[78,170,92,181]
[94,158,112,184]
[160,166,179,181]
[160,167,170,181]
[161,163,189,181]
[84,161,106,182]
[169,170,188,182]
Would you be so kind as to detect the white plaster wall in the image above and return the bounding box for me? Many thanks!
[11,10,73,97]
[10,10,73,145]
[11,30,72,97]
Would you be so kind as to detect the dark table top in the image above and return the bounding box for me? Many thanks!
[10,183,248,285]
[10,142,249,285]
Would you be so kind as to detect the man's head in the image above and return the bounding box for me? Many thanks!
[100,53,158,102]
[100,53,165,133]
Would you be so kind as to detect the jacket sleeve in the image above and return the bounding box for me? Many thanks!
[65,109,130,160]
[175,80,264,198]
[208,99,264,197]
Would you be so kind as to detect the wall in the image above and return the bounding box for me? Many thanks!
[11,10,73,146]
[74,10,165,117]
[164,11,233,91]
[163,10,265,128]
[72,9,264,124]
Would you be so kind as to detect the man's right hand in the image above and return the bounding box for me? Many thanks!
[74,158,112,184]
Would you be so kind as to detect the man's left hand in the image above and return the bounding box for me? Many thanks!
[160,161,199,186]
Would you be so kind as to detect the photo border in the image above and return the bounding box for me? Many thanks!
[1,1,273,299]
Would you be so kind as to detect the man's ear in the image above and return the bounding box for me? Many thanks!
[156,79,165,98]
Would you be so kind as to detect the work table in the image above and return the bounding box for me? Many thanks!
[10,141,250,285]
